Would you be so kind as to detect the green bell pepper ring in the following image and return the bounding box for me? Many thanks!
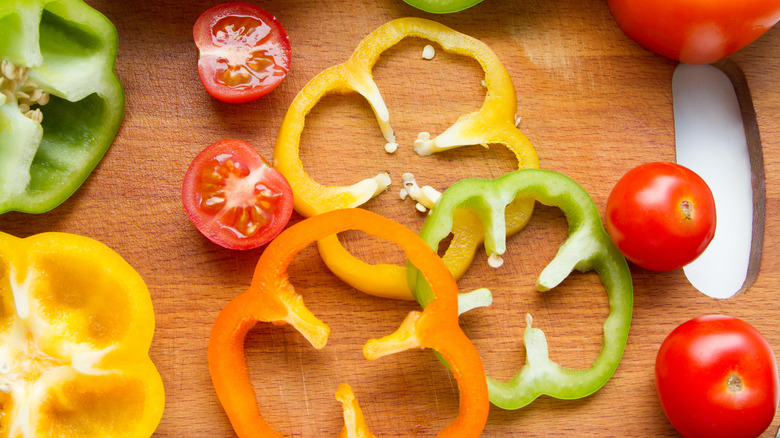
[403,0,484,14]
[0,0,124,214]
[408,168,633,409]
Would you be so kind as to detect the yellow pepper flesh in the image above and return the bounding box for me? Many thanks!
[0,232,164,437]
[273,17,539,300]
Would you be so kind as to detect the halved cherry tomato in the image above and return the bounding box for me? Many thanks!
[193,2,291,103]
[656,315,780,438]
[182,139,293,250]
[605,162,716,271]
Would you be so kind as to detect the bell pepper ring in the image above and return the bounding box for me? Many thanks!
[0,231,165,437]
[408,169,634,409]
[335,383,376,438]
[208,208,489,437]
[272,17,539,301]
[0,0,124,214]
[402,0,484,14]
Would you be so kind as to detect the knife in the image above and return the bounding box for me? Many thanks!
[671,60,765,299]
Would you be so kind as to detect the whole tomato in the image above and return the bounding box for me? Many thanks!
[605,162,716,272]
[656,315,780,438]
[607,0,780,64]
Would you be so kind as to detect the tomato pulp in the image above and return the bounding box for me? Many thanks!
[182,139,294,250]
[193,2,291,103]
[656,316,780,438]
[605,162,716,271]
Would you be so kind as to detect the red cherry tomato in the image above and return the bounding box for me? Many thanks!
[656,315,780,438]
[182,139,293,250]
[193,2,291,103]
[607,0,780,64]
[605,162,716,271]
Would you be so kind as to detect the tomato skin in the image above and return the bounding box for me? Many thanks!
[182,139,294,250]
[605,162,716,272]
[656,316,780,438]
[193,2,291,103]
[607,0,780,64]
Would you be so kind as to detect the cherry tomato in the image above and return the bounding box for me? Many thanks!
[193,2,291,103]
[607,0,780,64]
[656,315,780,438]
[182,139,293,250]
[605,162,716,272]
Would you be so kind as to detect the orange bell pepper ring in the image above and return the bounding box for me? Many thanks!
[208,208,489,437]
[335,383,376,438]
[273,17,539,301]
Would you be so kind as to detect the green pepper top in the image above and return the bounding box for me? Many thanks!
[408,168,634,409]
[0,0,124,214]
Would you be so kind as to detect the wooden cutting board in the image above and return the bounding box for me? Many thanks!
[2,0,779,436]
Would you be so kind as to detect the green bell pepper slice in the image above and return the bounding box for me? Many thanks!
[408,168,633,409]
[403,0,483,14]
[0,0,124,214]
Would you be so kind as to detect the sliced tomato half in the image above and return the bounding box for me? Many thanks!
[182,139,294,250]
[193,2,291,103]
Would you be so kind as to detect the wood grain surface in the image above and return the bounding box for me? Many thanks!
[2,0,779,436]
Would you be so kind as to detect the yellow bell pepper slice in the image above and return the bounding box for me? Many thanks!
[0,231,164,437]
[273,17,539,300]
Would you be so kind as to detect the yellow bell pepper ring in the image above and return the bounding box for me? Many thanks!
[0,231,165,437]
[273,17,539,300]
